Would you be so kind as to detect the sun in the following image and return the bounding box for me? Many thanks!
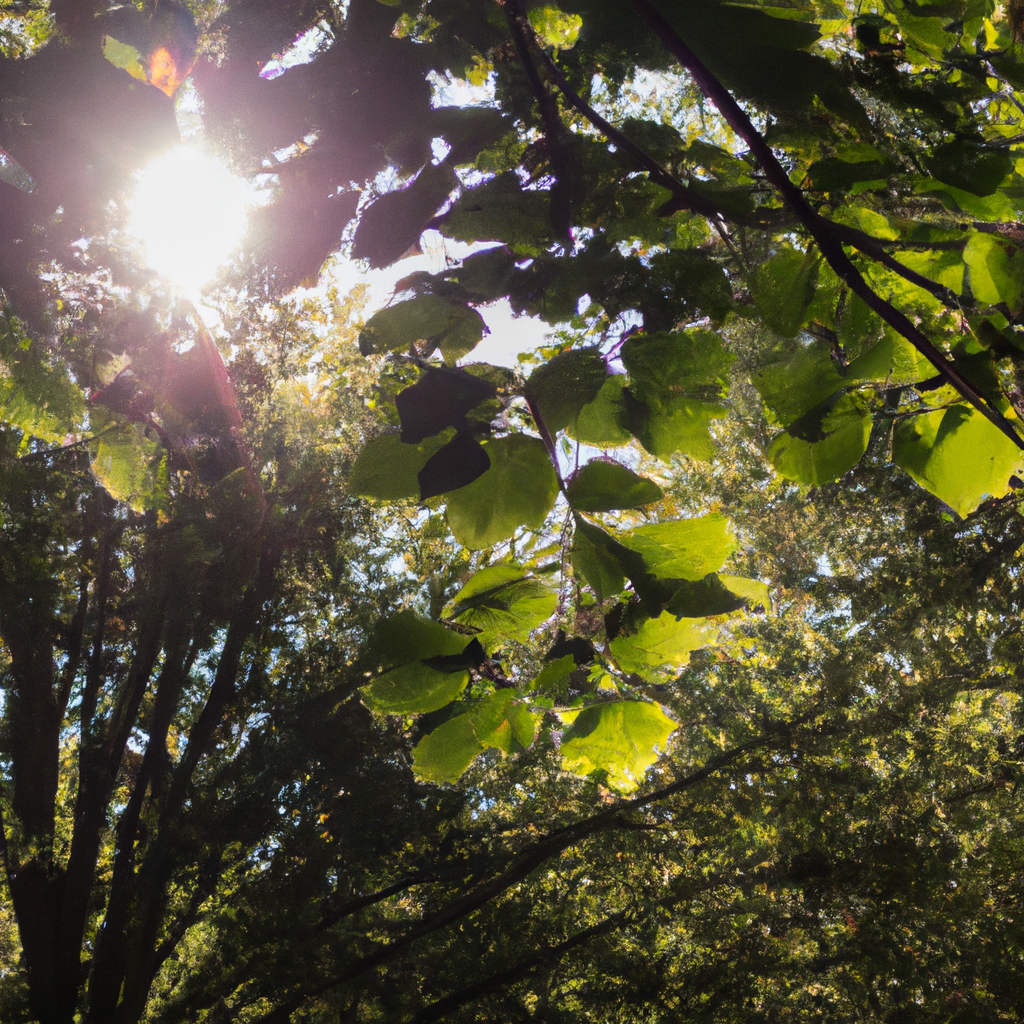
[129,145,254,290]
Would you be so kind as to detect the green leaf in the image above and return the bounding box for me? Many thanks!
[524,349,608,433]
[768,392,872,485]
[610,614,713,675]
[90,417,167,513]
[359,296,486,362]
[527,4,582,48]
[441,172,551,253]
[362,611,473,714]
[559,701,677,792]
[847,333,935,386]
[568,376,631,446]
[567,459,663,512]
[717,574,772,612]
[625,393,727,462]
[624,515,737,581]
[749,248,820,338]
[349,430,454,500]
[805,157,893,192]
[413,691,538,783]
[445,435,559,548]
[622,328,733,398]
[620,329,733,460]
[925,141,1011,198]
[102,35,147,81]
[964,233,1022,309]
[531,655,576,696]
[664,573,748,618]
[571,519,626,603]
[0,318,85,443]
[893,404,1024,518]
[753,342,845,426]
[445,564,557,643]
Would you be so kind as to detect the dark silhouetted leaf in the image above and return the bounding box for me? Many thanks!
[417,431,491,500]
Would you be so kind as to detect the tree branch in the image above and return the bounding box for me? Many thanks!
[250,737,766,1023]
[625,0,1024,452]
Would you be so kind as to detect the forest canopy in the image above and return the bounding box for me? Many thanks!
[1,0,1024,1021]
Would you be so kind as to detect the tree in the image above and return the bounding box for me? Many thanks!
[2,0,1024,1021]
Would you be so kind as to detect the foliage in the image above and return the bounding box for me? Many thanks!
[2,0,1024,1022]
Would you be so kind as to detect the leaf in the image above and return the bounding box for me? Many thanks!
[362,611,475,714]
[395,367,497,443]
[559,701,677,792]
[624,515,737,581]
[609,614,714,675]
[624,392,727,462]
[753,342,846,427]
[768,392,872,485]
[749,248,820,338]
[413,691,539,783]
[847,333,935,386]
[445,435,559,548]
[418,432,491,500]
[621,329,733,398]
[102,35,148,82]
[717,574,772,612]
[91,421,167,513]
[664,573,748,619]
[531,654,576,696]
[445,564,557,643]
[924,141,1011,198]
[432,107,512,166]
[571,519,626,603]
[359,296,487,362]
[441,172,551,252]
[893,404,1024,518]
[348,430,454,500]
[805,157,893,191]
[567,459,663,512]
[964,233,1022,309]
[454,246,517,302]
[352,162,459,269]
[528,4,583,48]
[524,349,608,433]
[568,376,631,447]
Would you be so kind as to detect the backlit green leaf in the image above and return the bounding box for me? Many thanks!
[524,349,608,434]
[624,515,737,581]
[412,691,539,783]
[559,701,677,792]
[567,459,663,512]
[359,296,486,362]
[964,233,1022,309]
[893,404,1024,518]
[610,614,714,675]
[362,611,472,714]
[349,430,454,500]
[568,376,631,446]
[446,435,559,548]
[445,564,557,642]
[749,248,820,338]
[768,393,872,485]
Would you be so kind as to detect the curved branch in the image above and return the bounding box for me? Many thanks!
[625,0,1024,451]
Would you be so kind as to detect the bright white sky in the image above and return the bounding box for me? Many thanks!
[128,144,549,368]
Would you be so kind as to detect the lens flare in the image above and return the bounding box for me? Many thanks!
[129,146,253,290]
